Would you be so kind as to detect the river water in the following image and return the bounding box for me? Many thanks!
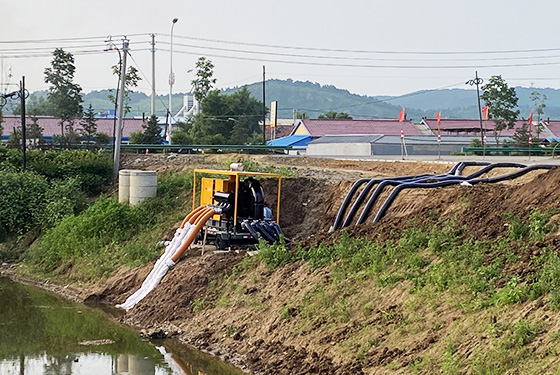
[0,277,245,375]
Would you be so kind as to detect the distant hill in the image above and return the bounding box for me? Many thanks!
[4,79,559,121]
[377,87,560,119]
[224,79,430,121]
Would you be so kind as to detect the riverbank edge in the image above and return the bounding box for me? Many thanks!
[0,263,253,374]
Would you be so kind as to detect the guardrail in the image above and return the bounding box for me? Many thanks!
[121,144,293,153]
[461,147,553,156]
[50,143,294,153]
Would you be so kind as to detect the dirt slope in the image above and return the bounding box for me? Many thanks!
[90,156,560,374]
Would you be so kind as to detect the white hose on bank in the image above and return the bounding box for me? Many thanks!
[116,206,217,311]
[116,223,191,310]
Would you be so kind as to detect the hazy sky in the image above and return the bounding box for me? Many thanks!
[2,0,560,101]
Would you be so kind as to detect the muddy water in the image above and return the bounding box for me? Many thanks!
[0,277,245,375]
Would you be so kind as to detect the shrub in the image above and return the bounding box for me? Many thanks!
[26,149,112,195]
[28,197,146,272]
[0,171,48,235]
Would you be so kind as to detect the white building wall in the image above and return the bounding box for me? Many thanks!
[307,142,371,156]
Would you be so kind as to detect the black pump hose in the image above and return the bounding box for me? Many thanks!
[355,162,529,226]
[373,164,555,222]
[254,221,276,243]
[242,221,261,241]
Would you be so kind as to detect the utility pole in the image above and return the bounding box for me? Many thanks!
[20,76,26,170]
[167,18,178,144]
[262,65,266,144]
[466,71,484,144]
[114,37,129,179]
[150,34,156,117]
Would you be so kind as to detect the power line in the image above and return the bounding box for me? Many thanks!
[0,34,149,44]
[165,33,560,56]
[127,50,170,115]
[160,40,560,64]
[160,47,560,70]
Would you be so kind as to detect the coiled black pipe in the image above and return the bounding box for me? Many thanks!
[333,162,496,231]
[372,164,555,223]
[332,173,436,231]
[354,162,529,226]
[262,221,280,242]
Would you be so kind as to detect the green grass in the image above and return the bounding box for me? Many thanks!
[256,209,559,311]
[24,171,194,280]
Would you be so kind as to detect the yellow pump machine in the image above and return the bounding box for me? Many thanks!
[192,168,283,249]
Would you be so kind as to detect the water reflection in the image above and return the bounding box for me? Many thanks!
[0,277,246,375]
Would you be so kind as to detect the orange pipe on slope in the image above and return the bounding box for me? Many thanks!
[187,206,210,226]
[181,205,206,228]
[171,208,216,263]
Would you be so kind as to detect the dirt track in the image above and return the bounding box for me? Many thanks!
[91,155,560,374]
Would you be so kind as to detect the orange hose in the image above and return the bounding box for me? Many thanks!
[181,205,206,228]
[171,208,216,263]
[188,207,211,226]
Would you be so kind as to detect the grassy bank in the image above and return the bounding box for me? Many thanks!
[191,209,560,374]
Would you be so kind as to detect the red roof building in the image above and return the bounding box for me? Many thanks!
[1,115,147,140]
[541,120,560,138]
[291,118,422,137]
[420,118,554,138]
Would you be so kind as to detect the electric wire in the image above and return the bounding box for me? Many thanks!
[127,51,170,115]
[165,33,560,56]
[159,48,560,69]
[159,40,560,63]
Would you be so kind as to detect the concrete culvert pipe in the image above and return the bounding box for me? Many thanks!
[118,169,133,203]
[129,170,158,206]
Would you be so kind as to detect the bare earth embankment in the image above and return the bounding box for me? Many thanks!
[11,154,560,374]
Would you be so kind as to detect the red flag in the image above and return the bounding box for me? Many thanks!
[528,110,533,125]
[482,106,489,120]
[436,112,441,126]
[398,108,405,122]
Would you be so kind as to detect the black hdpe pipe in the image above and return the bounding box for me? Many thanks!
[262,221,280,242]
[253,221,276,243]
[242,221,260,241]
[372,164,555,223]
[333,173,436,231]
[354,162,530,227]
[333,161,495,231]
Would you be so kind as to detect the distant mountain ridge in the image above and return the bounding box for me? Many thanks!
[5,79,559,121]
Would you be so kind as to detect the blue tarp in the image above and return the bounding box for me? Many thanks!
[267,135,311,147]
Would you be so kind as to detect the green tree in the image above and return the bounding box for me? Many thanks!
[6,129,22,151]
[12,94,56,116]
[108,65,141,117]
[512,122,531,147]
[317,111,353,119]
[188,86,262,144]
[192,57,216,103]
[44,49,83,143]
[27,116,46,149]
[95,132,110,145]
[139,115,163,144]
[480,75,519,144]
[171,120,194,144]
[79,104,98,147]
[295,110,308,119]
[530,90,547,137]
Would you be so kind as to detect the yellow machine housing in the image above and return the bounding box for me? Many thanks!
[200,176,237,220]
[193,169,282,226]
